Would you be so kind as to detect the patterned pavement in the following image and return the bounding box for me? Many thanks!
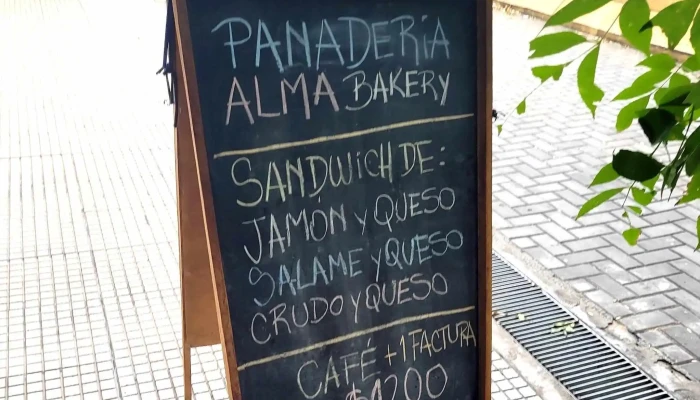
[493,9,700,382]
[0,1,550,399]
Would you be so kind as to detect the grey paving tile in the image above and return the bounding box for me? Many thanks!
[585,290,633,319]
[597,246,642,269]
[627,278,678,296]
[659,344,694,364]
[502,226,543,239]
[668,273,700,295]
[681,361,700,381]
[589,274,636,300]
[545,212,579,230]
[671,259,700,281]
[530,234,570,256]
[620,311,675,332]
[524,246,565,269]
[665,307,700,335]
[667,290,700,318]
[638,236,684,252]
[538,222,575,242]
[512,237,536,249]
[622,294,676,313]
[638,329,673,347]
[663,326,700,358]
[560,250,605,266]
[644,210,686,225]
[630,263,679,280]
[593,260,638,284]
[566,237,608,252]
[554,265,600,280]
[569,225,613,239]
[634,249,682,266]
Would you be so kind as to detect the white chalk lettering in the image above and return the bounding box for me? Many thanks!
[213,16,452,70]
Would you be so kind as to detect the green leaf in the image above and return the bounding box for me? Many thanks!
[637,53,676,70]
[517,99,526,115]
[638,109,678,145]
[620,0,652,54]
[656,74,693,105]
[576,188,625,219]
[612,150,665,181]
[632,187,655,206]
[613,70,671,100]
[546,0,612,27]
[662,106,690,120]
[667,124,686,141]
[692,5,700,55]
[532,64,566,83]
[671,74,691,87]
[685,107,700,121]
[683,55,700,72]
[578,46,604,116]
[628,206,643,215]
[663,160,684,196]
[497,124,503,134]
[686,145,700,175]
[623,227,642,246]
[683,126,700,157]
[642,174,660,190]
[641,0,700,50]
[686,83,700,107]
[657,84,693,106]
[590,163,619,186]
[529,32,588,59]
[616,95,650,132]
[678,174,700,204]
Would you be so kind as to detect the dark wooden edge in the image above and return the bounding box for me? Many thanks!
[171,2,242,400]
[477,1,493,399]
[174,43,192,400]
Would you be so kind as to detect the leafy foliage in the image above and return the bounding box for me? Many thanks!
[641,0,700,50]
[590,163,619,186]
[623,227,642,245]
[578,46,605,116]
[546,0,612,27]
[619,0,652,53]
[504,0,700,246]
[529,32,588,58]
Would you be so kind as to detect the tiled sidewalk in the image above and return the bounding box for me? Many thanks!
[493,9,700,381]
[491,352,541,400]
[0,0,548,399]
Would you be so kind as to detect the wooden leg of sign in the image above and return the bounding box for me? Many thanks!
[175,48,222,400]
[183,342,192,400]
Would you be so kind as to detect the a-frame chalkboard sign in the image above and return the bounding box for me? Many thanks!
[169,0,492,399]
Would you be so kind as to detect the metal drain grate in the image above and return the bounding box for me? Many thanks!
[492,252,675,400]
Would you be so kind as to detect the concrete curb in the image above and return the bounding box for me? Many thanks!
[494,1,692,63]
[493,322,576,400]
[492,230,700,400]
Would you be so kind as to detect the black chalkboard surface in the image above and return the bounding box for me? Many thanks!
[181,0,488,398]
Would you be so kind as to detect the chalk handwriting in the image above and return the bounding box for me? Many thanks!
[241,205,349,262]
[249,272,451,342]
[298,354,451,399]
[223,70,450,125]
[230,140,445,208]
[212,16,451,72]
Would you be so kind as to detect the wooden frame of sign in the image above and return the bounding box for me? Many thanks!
[172,0,492,399]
